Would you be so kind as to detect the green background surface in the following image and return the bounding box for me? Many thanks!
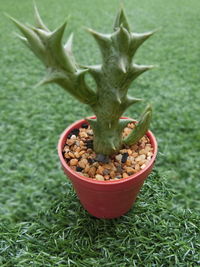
[0,0,199,266]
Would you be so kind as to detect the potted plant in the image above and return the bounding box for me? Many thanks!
[9,5,158,219]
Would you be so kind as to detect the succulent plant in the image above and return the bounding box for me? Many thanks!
[9,5,156,157]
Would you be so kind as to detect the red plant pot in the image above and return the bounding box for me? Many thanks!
[58,117,158,219]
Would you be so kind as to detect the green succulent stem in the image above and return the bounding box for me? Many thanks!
[9,5,156,156]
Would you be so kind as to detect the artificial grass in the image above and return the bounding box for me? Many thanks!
[0,0,199,266]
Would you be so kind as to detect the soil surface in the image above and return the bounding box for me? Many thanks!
[62,123,153,181]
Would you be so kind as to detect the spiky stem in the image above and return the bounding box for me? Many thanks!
[9,5,156,156]
[85,10,155,155]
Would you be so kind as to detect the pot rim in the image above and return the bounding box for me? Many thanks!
[58,116,158,185]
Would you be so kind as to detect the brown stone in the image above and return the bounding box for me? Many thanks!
[139,149,147,155]
[66,139,75,146]
[79,150,86,156]
[79,141,84,146]
[147,152,153,157]
[68,152,75,158]
[135,164,140,171]
[110,171,116,178]
[79,132,88,138]
[125,159,132,166]
[74,152,80,158]
[63,146,70,153]
[122,173,129,178]
[131,144,138,150]
[76,147,81,152]
[136,155,146,162]
[70,159,78,166]
[78,158,88,168]
[138,159,147,166]
[97,166,104,175]
[64,152,70,159]
[84,164,90,173]
[88,166,96,177]
[126,149,131,155]
[131,152,138,158]
[125,167,135,175]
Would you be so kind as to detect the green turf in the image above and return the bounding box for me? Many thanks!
[0,0,199,266]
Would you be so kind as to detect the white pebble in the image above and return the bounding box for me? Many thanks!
[115,154,122,162]
[141,164,146,169]
[95,174,104,181]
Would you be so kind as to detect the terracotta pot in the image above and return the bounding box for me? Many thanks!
[58,117,158,219]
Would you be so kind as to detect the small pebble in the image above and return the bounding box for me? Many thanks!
[87,130,93,136]
[126,159,132,166]
[127,149,132,155]
[110,171,116,179]
[136,154,146,162]
[88,166,96,177]
[85,140,93,149]
[79,150,85,156]
[141,164,146,169]
[97,166,104,175]
[84,164,90,173]
[115,154,122,162]
[132,152,138,157]
[63,146,69,153]
[66,139,75,146]
[116,165,123,173]
[74,152,80,158]
[123,173,129,178]
[125,167,135,175]
[79,132,88,138]
[138,159,146,166]
[121,153,129,163]
[68,152,75,158]
[135,164,140,171]
[76,166,83,172]
[76,147,81,153]
[70,159,78,166]
[95,174,104,181]
[139,149,147,155]
[103,169,110,175]
[70,135,77,140]
[64,152,70,159]
[78,159,88,168]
